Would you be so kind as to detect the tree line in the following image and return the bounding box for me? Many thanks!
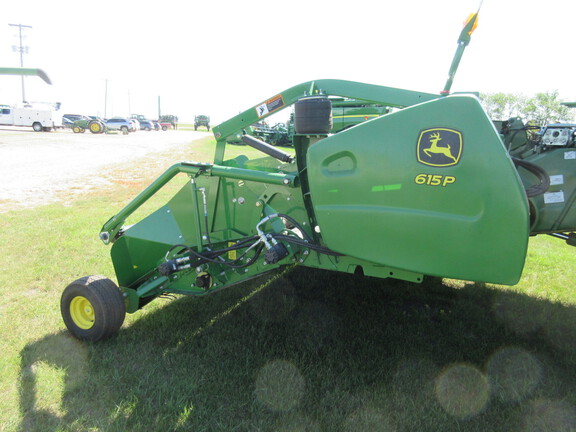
[479,91,574,126]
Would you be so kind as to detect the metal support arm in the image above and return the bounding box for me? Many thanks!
[99,162,297,243]
[211,79,439,164]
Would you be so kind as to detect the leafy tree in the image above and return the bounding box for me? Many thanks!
[522,91,572,126]
[480,92,527,121]
[480,91,574,125]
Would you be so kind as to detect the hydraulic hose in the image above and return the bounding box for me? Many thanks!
[512,157,550,198]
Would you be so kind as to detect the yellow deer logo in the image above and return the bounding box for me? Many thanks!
[423,132,457,163]
[417,128,463,167]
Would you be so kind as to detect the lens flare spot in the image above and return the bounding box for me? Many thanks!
[255,360,305,412]
[435,363,489,419]
[486,346,543,403]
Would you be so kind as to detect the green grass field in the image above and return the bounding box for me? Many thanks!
[2,136,576,431]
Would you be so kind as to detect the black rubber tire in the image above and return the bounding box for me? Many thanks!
[121,126,128,135]
[294,96,332,134]
[61,275,126,342]
[32,122,42,132]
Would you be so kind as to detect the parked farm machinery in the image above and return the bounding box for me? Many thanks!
[71,117,106,134]
[60,12,576,341]
[194,114,210,131]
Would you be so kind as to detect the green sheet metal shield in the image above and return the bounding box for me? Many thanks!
[307,95,529,285]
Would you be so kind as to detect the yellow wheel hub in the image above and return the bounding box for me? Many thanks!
[70,296,95,329]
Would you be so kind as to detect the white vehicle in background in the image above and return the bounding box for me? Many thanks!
[129,119,139,132]
[104,117,133,135]
[0,101,62,132]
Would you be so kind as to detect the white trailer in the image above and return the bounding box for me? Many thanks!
[0,102,62,132]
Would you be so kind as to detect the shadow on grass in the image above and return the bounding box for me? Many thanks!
[19,267,576,431]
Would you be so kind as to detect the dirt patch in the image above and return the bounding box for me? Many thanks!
[0,127,211,212]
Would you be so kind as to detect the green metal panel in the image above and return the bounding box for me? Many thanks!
[307,95,530,284]
[111,182,203,288]
[522,149,576,233]
[331,101,389,133]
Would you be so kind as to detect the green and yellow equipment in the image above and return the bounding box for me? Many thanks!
[61,11,574,341]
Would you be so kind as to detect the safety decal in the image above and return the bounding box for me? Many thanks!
[549,175,564,186]
[255,94,285,118]
[544,191,565,204]
[417,128,463,167]
[228,241,237,260]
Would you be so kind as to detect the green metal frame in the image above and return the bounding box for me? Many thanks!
[100,161,298,243]
[212,79,439,164]
[98,77,536,316]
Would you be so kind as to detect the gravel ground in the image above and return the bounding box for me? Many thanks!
[0,127,211,212]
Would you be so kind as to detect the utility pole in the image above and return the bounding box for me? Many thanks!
[9,23,32,102]
[104,79,108,118]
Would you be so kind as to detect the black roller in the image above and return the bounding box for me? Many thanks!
[241,134,294,163]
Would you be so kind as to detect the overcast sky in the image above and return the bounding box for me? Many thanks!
[2,0,575,124]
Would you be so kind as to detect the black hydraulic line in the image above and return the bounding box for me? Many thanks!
[209,236,260,253]
[272,234,344,256]
[512,157,550,197]
[165,236,259,259]
[276,213,314,242]
[165,238,265,269]
[504,126,539,152]
[162,209,345,276]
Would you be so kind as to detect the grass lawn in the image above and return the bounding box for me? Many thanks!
[2,136,576,431]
